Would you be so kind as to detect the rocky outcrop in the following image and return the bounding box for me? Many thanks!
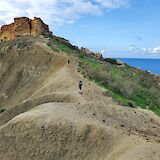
[95,52,103,60]
[81,47,103,60]
[0,17,52,41]
[31,17,51,36]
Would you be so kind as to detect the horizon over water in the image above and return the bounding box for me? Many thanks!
[117,58,160,74]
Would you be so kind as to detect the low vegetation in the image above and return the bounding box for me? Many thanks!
[48,35,160,116]
[78,54,160,116]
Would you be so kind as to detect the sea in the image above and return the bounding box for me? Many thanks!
[117,58,160,74]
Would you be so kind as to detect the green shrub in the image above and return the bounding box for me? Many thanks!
[149,86,160,98]
[104,58,117,65]
[120,81,140,98]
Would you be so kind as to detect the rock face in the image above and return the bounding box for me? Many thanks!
[81,47,103,60]
[0,17,52,41]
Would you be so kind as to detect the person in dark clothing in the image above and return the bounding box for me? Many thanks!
[79,80,83,93]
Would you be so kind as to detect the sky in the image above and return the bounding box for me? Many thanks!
[0,0,160,58]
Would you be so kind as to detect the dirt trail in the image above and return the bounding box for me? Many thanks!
[0,37,160,160]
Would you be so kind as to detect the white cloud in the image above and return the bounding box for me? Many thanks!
[95,0,128,9]
[0,0,129,27]
[129,45,160,55]
[143,46,160,54]
[152,47,160,53]
[129,44,142,53]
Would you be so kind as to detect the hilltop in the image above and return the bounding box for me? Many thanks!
[0,17,160,160]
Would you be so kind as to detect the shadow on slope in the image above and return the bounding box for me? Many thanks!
[0,36,67,108]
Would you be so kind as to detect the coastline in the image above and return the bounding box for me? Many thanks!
[117,58,160,75]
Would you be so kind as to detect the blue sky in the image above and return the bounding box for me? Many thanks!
[0,0,160,58]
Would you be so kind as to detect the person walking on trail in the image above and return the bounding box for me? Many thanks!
[79,80,83,94]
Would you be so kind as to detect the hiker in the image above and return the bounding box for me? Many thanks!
[79,80,83,93]
[68,59,70,64]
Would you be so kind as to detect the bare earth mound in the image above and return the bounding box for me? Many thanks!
[0,36,160,160]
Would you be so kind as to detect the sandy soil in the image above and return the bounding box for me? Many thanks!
[0,36,160,160]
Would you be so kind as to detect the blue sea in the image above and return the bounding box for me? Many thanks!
[117,58,160,74]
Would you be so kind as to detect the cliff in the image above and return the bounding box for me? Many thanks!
[0,17,52,41]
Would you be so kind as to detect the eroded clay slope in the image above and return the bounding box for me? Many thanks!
[0,36,160,160]
[0,36,67,108]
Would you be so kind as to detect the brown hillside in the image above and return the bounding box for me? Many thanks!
[0,19,160,160]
